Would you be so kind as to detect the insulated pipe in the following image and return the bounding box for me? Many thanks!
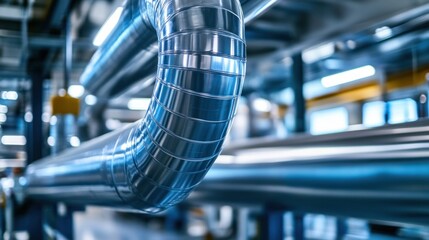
[25,0,246,213]
[81,0,278,98]
[79,0,157,94]
[223,119,429,154]
[191,143,429,226]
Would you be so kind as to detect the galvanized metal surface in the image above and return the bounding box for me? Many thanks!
[80,0,278,98]
[189,121,429,226]
[25,0,247,213]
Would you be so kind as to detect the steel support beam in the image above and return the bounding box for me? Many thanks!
[291,53,306,133]
[26,71,44,163]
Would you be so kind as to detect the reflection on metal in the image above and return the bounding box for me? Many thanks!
[241,0,279,24]
[223,119,429,153]
[81,0,279,98]
[189,121,429,226]
[25,0,247,213]
[79,0,156,95]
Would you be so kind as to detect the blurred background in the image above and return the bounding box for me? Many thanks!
[0,0,429,239]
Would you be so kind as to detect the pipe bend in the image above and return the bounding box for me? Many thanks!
[117,0,246,212]
[25,0,246,213]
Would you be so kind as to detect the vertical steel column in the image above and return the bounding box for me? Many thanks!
[292,56,307,240]
[261,53,305,238]
[26,72,44,163]
[291,53,306,133]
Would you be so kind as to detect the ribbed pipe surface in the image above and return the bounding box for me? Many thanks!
[81,0,274,98]
[25,0,246,213]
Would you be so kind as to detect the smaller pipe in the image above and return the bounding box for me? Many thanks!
[63,14,72,90]
[81,0,280,98]
[241,0,279,23]
[19,0,31,71]
[222,119,429,154]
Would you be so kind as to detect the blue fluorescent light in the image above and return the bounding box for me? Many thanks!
[1,135,26,146]
[303,42,335,64]
[321,65,376,88]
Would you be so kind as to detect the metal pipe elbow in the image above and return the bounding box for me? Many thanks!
[25,0,245,213]
[103,0,247,212]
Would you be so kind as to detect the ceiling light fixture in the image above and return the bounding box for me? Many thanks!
[1,135,26,146]
[303,42,335,64]
[1,91,18,100]
[321,65,376,88]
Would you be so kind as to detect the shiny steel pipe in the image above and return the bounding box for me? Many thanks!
[79,0,156,95]
[223,119,429,154]
[26,0,246,213]
[191,143,429,226]
[81,0,278,98]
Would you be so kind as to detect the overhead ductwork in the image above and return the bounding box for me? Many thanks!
[81,0,278,98]
[25,0,246,213]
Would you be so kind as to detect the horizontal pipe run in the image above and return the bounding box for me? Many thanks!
[223,119,429,154]
[190,141,429,226]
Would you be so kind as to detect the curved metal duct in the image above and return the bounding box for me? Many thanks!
[25,0,246,213]
[81,0,277,98]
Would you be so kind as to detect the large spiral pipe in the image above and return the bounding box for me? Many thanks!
[25,0,246,213]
